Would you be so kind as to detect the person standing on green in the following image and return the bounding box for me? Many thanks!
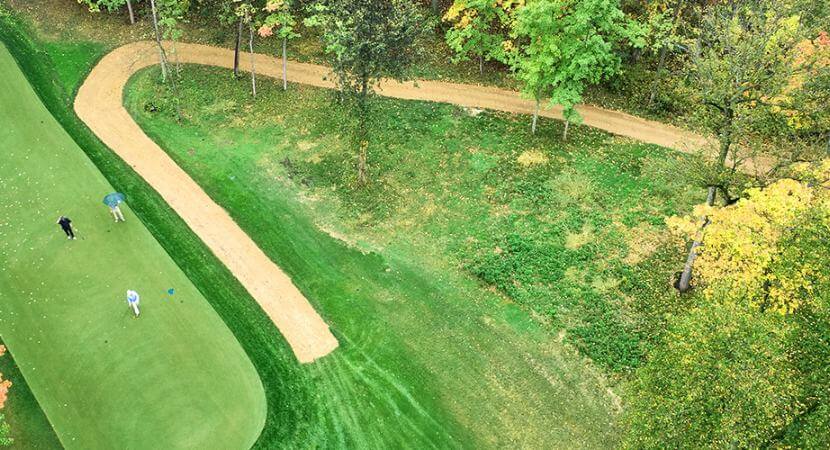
[56,215,75,240]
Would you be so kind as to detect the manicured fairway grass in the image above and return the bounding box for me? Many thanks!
[0,44,266,449]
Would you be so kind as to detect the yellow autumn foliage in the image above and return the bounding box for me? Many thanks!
[668,162,830,313]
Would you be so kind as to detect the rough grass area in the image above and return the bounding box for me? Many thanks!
[0,340,61,450]
[125,65,625,447]
[128,65,704,375]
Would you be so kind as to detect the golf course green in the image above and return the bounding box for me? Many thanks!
[0,43,266,449]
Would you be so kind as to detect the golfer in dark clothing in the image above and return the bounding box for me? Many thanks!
[57,216,75,240]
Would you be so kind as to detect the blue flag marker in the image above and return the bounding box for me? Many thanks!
[167,288,175,295]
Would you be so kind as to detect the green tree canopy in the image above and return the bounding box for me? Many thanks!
[624,302,802,448]
[305,0,425,182]
[443,0,523,73]
[508,0,634,137]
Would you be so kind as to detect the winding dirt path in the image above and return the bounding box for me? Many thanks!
[75,40,709,363]
[76,41,339,363]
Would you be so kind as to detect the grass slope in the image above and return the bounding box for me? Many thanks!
[0,44,265,449]
[126,64,628,446]
[129,65,703,374]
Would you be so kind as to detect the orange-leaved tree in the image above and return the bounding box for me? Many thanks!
[0,344,11,446]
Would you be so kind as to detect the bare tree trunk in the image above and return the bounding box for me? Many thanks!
[126,0,135,24]
[631,47,642,63]
[282,37,288,91]
[677,187,716,292]
[234,19,242,78]
[357,76,370,184]
[647,46,668,109]
[172,40,181,78]
[531,97,540,134]
[149,0,168,82]
[479,55,483,75]
[249,28,257,98]
[677,127,731,292]
[563,120,570,141]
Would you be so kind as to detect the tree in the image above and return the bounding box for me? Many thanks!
[633,160,830,447]
[149,0,170,81]
[258,0,300,90]
[77,0,139,24]
[779,286,830,447]
[639,0,690,109]
[234,1,262,97]
[0,345,12,447]
[305,0,425,183]
[214,0,246,78]
[770,32,830,154]
[675,0,808,292]
[624,302,803,448]
[443,0,522,74]
[156,0,189,76]
[668,160,830,313]
[507,0,634,137]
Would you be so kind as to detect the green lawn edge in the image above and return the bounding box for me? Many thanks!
[0,11,309,449]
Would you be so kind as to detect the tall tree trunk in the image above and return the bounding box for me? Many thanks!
[357,76,370,184]
[677,121,732,293]
[126,0,135,24]
[647,46,668,109]
[282,37,288,91]
[531,97,540,134]
[234,19,242,78]
[479,55,483,75]
[677,186,716,292]
[563,120,570,141]
[249,28,257,98]
[631,47,642,63]
[149,0,168,82]
[172,40,181,78]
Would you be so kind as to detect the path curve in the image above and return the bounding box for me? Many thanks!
[76,41,339,363]
[75,40,710,363]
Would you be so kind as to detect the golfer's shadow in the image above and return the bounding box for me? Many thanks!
[121,306,139,320]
